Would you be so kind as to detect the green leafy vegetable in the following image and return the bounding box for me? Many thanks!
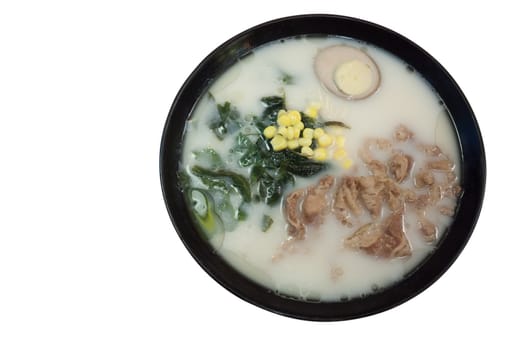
[260,96,285,123]
[177,169,192,192]
[192,148,224,168]
[231,134,260,167]
[191,166,251,203]
[279,72,294,85]
[324,120,351,129]
[261,215,274,232]
[300,114,323,129]
[209,102,240,140]
[189,188,224,238]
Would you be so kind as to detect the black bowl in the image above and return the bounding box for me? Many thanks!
[159,14,485,321]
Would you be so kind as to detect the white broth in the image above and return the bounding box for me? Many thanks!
[181,36,461,301]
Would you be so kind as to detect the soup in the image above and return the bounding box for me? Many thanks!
[179,36,461,301]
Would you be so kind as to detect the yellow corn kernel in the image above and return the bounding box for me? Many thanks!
[301,146,314,157]
[293,127,301,139]
[333,148,347,160]
[313,147,328,161]
[271,135,287,151]
[263,125,277,139]
[313,128,325,139]
[287,139,299,150]
[277,113,291,127]
[302,128,314,139]
[298,137,312,147]
[341,158,353,169]
[335,135,345,148]
[277,126,287,136]
[318,134,333,147]
[295,121,305,130]
[285,127,295,140]
[305,106,318,118]
[288,110,301,125]
[277,109,287,117]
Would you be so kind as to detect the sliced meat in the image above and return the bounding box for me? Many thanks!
[384,211,412,257]
[442,184,462,199]
[358,176,384,218]
[414,168,435,188]
[284,189,306,239]
[417,213,437,242]
[427,159,453,171]
[446,171,457,183]
[394,124,414,142]
[344,222,383,252]
[404,189,417,203]
[367,160,387,177]
[452,184,462,197]
[344,211,411,258]
[439,205,456,216]
[429,184,442,204]
[414,193,431,210]
[420,144,442,157]
[388,152,413,183]
[376,138,392,150]
[303,176,334,224]
[383,179,403,212]
[334,176,362,226]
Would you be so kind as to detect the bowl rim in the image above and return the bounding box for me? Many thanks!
[159,14,486,321]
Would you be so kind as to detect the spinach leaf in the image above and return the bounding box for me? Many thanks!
[279,150,328,177]
[261,96,285,122]
[191,166,251,203]
[258,174,285,206]
[261,215,274,232]
[209,102,240,140]
[232,134,262,167]
[192,148,224,168]
[279,72,294,85]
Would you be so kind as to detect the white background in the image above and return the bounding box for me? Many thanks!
[0,1,521,349]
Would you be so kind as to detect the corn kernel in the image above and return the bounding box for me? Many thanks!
[298,137,312,147]
[277,126,287,136]
[287,139,299,150]
[318,134,333,147]
[284,127,294,140]
[313,147,328,161]
[263,125,277,139]
[301,146,314,157]
[333,148,347,160]
[295,121,305,130]
[313,128,325,139]
[288,110,301,125]
[335,136,345,148]
[341,158,353,169]
[277,113,291,127]
[305,106,318,118]
[271,135,287,151]
[302,128,314,139]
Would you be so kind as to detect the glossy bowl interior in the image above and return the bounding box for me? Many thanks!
[160,14,485,321]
